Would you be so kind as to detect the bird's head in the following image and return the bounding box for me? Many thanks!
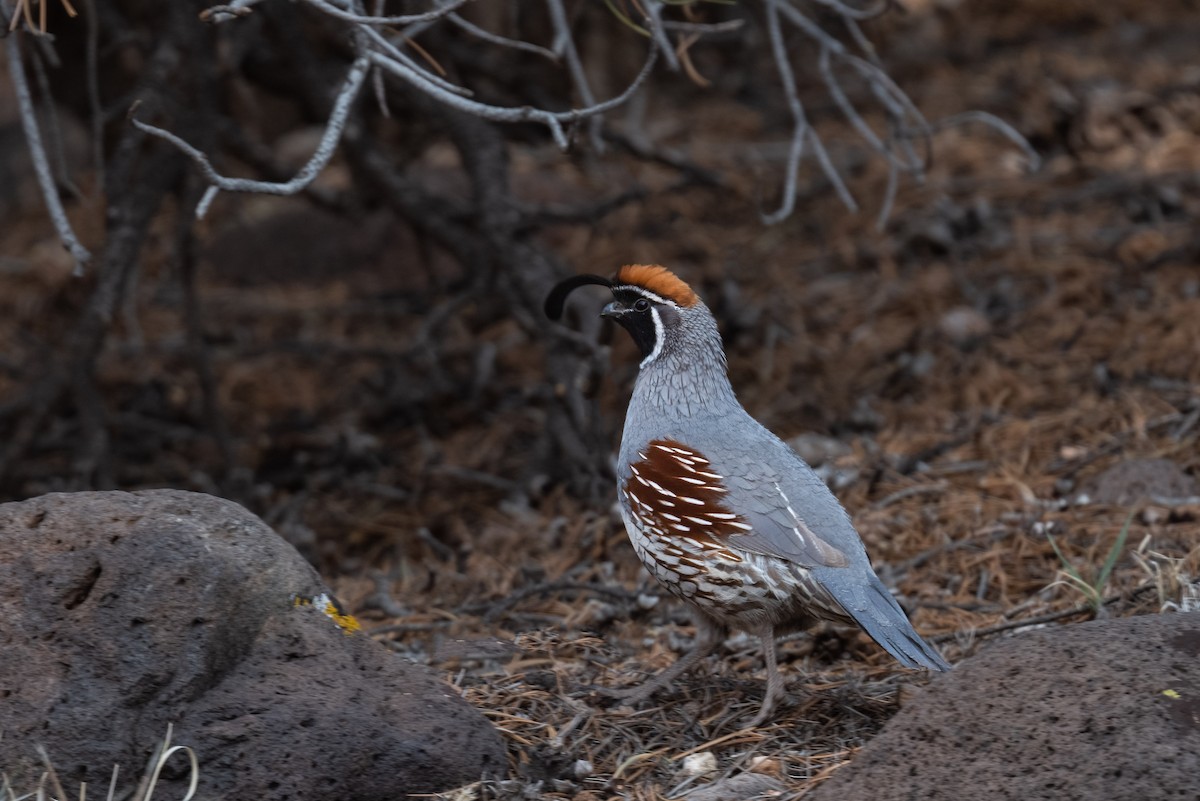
[545,265,716,368]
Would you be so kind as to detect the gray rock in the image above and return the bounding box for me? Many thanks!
[807,613,1200,801]
[1079,458,1198,506]
[786,433,860,491]
[786,433,852,467]
[0,490,505,799]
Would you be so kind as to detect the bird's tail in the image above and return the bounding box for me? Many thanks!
[815,568,950,672]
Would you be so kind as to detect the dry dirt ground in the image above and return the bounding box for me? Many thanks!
[3,1,1200,798]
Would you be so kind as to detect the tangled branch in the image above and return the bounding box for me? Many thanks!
[4,16,92,271]
[10,0,1039,246]
[134,0,680,218]
[132,55,371,218]
[761,0,1038,227]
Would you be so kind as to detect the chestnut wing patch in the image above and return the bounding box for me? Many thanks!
[622,439,753,550]
[624,439,852,569]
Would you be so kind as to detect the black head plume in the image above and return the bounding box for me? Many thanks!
[544,274,613,320]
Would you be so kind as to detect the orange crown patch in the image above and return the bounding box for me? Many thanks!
[615,265,699,308]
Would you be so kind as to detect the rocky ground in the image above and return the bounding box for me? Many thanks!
[2,1,1200,798]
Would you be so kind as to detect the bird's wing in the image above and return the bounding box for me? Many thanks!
[711,438,951,672]
[812,564,950,670]
[624,436,855,569]
[719,459,859,569]
[624,435,948,670]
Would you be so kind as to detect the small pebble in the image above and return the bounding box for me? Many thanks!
[680,751,718,779]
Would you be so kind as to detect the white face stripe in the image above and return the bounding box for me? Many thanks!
[611,285,679,308]
[640,305,665,368]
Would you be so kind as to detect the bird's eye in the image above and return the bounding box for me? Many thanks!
[633,298,651,312]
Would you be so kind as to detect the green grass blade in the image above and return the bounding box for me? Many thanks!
[1096,509,1135,594]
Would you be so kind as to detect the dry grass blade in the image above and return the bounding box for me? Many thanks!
[7,0,77,33]
[136,724,199,801]
[2,728,196,801]
[1047,510,1134,613]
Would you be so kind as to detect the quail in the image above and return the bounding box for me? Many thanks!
[546,264,949,726]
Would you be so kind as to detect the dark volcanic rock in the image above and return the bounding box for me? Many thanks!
[0,490,505,799]
[807,613,1200,801]
[1081,458,1198,505]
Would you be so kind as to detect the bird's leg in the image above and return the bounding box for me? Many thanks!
[599,614,725,706]
[745,626,787,728]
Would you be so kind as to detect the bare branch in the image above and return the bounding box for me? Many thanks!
[290,0,469,27]
[360,24,474,98]
[199,0,263,24]
[130,55,370,218]
[841,15,880,61]
[447,12,557,60]
[366,35,659,151]
[809,0,890,21]
[818,47,888,166]
[144,0,1033,228]
[763,0,841,223]
[643,1,681,72]
[83,0,104,190]
[5,29,92,271]
[876,153,900,231]
[932,111,1042,171]
[26,40,79,202]
[807,124,858,212]
[754,0,1028,225]
[776,0,930,173]
[546,0,602,151]
[661,18,746,35]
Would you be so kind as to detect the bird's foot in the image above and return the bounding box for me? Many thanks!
[742,704,775,730]
[587,680,667,708]
[740,686,789,729]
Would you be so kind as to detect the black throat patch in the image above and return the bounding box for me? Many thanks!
[611,288,661,359]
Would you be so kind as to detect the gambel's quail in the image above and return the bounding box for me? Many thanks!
[546,264,949,726]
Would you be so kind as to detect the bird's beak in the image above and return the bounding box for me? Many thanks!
[600,301,624,320]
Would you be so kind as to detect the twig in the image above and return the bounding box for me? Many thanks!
[886,524,1010,576]
[870,480,948,510]
[83,0,104,189]
[361,24,474,97]
[931,602,1098,644]
[761,0,813,224]
[603,127,727,188]
[661,18,745,35]
[447,11,557,60]
[936,587,1157,646]
[515,185,651,232]
[1171,405,1200,442]
[466,580,639,622]
[291,0,469,27]
[177,181,235,483]
[931,111,1041,170]
[642,0,680,72]
[810,0,890,20]
[6,28,92,271]
[365,32,659,150]
[816,44,917,174]
[755,0,1036,227]
[546,0,603,151]
[28,38,86,202]
[0,140,182,486]
[131,55,370,218]
[199,0,263,23]
[1047,411,1184,476]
